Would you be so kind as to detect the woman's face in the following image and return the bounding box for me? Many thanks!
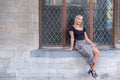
[75,16,83,25]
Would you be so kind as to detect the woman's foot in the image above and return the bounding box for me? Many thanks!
[88,69,98,78]
[88,69,92,74]
[91,70,98,78]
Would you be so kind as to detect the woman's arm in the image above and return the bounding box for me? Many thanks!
[66,31,74,51]
[84,32,96,46]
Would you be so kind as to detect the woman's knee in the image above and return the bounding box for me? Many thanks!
[95,50,100,54]
[93,47,100,56]
[95,51,99,57]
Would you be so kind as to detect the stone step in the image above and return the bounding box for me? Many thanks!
[6,49,120,80]
[30,49,120,58]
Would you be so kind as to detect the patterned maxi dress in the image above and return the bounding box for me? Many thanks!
[69,26,94,65]
[75,40,94,65]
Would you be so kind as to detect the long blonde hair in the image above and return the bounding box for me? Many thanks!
[74,15,83,28]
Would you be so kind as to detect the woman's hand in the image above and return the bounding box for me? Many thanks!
[65,47,73,51]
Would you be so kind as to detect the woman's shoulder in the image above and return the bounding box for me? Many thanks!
[68,25,75,31]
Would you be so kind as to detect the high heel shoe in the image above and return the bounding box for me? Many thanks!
[91,70,98,78]
[88,69,92,74]
[88,69,98,78]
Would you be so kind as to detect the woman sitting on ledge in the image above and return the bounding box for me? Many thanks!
[66,15,100,78]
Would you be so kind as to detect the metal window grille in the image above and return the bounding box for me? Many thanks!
[93,0,113,45]
[41,0,113,46]
[42,0,63,46]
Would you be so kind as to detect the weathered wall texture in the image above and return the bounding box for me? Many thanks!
[0,0,39,80]
[0,0,39,52]
[0,0,120,80]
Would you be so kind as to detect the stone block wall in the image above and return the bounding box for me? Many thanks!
[0,0,120,80]
[0,0,39,80]
[0,0,39,52]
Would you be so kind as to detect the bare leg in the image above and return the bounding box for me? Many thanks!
[89,64,93,70]
[92,46,100,71]
[88,47,99,78]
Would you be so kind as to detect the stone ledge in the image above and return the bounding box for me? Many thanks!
[30,48,120,58]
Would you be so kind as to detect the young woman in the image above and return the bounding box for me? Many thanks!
[66,15,100,78]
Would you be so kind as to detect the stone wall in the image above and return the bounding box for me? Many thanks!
[0,0,39,80]
[0,0,120,80]
[0,0,39,52]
